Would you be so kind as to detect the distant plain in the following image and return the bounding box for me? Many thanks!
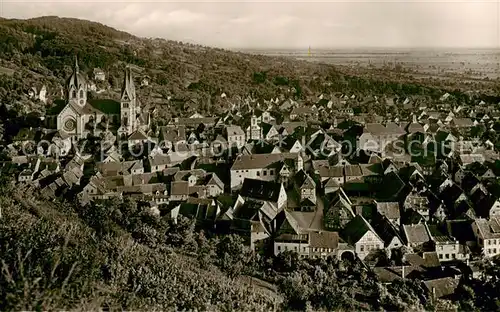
[243,48,500,81]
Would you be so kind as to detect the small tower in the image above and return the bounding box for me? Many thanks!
[120,66,137,135]
[67,56,87,106]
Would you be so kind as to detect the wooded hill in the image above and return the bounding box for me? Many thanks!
[0,16,497,120]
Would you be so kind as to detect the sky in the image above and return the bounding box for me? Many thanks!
[0,0,499,49]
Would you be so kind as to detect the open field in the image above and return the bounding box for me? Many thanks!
[244,48,500,82]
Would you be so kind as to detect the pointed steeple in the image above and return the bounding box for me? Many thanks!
[121,66,133,100]
[74,55,79,73]
[128,66,135,99]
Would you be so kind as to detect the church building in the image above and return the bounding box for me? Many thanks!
[55,57,148,139]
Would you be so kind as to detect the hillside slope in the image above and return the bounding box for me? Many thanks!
[0,16,497,121]
[0,182,283,310]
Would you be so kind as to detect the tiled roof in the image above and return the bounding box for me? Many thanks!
[231,153,299,170]
[376,202,400,220]
[128,130,148,141]
[364,123,405,135]
[226,125,245,136]
[403,224,430,244]
[423,277,459,298]
[171,181,189,196]
[475,217,500,239]
[341,215,380,245]
[240,178,282,203]
[308,230,340,249]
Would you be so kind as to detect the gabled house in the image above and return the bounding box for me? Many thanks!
[240,178,287,210]
[225,125,245,148]
[402,223,431,249]
[403,192,430,221]
[423,277,460,300]
[148,155,171,172]
[289,169,317,211]
[272,210,349,259]
[341,215,384,260]
[472,217,500,258]
[230,197,276,250]
[375,201,401,226]
[313,160,344,185]
[170,198,219,229]
[370,215,404,250]
[427,224,469,262]
[261,123,280,141]
[324,189,355,230]
[230,153,302,189]
[358,123,405,153]
[278,136,303,153]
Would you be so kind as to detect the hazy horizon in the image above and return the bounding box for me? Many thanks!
[1,1,499,50]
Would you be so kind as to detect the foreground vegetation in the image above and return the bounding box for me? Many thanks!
[1,177,500,311]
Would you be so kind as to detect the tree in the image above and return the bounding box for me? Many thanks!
[216,234,251,277]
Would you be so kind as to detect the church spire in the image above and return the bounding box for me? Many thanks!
[74,55,79,73]
[121,65,135,101]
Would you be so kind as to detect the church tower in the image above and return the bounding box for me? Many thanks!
[67,56,87,107]
[120,66,138,135]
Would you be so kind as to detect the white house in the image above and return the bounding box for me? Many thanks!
[358,123,405,153]
[230,153,303,189]
[428,224,469,262]
[148,155,171,172]
[341,215,384,260]
[226,125,246,148]
[472,218,500,258]
[273,210,352,259]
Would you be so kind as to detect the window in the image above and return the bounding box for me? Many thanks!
[360,245,364,252]
[257,172,260,176]
[72,90,76,98]
[79,90,84,98]
[270,169,274,175]
[445,254,450,259]
[277,246,281,251]
[439,254,443,259]
[123,102,129,108]
[263,170,267,176]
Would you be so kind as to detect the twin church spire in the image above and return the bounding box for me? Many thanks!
[121,65,136,101]
[67,56,136,109]
[59,55,143,138]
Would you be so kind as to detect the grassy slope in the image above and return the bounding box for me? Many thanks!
[0,185,282,310]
